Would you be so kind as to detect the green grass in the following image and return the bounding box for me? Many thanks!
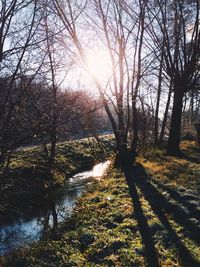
[3,141,200,267]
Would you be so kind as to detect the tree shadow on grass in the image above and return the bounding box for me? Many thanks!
[180,144,200,164]
[124,164,200,267]
[125,171,160,267]
[179,152,200,164]
[151,180,200,221]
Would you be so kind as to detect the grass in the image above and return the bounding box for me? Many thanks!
[2,141,200,266]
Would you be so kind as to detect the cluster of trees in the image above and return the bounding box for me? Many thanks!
[0,0,199,171]
[0,74,110,170]
[50,0,200,164]
[0,0,111,176]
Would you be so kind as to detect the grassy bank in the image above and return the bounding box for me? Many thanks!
[0,135,114,221]
[3,141,200,266]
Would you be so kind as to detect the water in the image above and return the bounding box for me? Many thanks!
[0,161,110,256]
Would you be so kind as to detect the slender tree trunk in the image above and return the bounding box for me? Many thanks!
[154,53,163,144]
[167,88,184,155]
[45,12,58,181]
[131,100,138,160]
[51,202,58,229]
[130,0,146,161]
[159,83,172,143]
[190,91,194,126]
[48,123,56,175]
[114,131,130,168]
[182,95,187,133]
[195,124,200,146]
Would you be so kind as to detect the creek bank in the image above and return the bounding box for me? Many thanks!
[0,136,114,223]
[0,161,111,256]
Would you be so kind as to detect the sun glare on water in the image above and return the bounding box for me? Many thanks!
[86,50,112,81]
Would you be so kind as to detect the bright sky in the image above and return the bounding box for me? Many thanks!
[86,50,112,81]
[61,49,113,95]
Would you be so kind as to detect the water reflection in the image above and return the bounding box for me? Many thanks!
[0,161,110,255]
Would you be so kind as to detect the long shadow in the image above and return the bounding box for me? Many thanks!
[124,164,200,267]
[124,167,160,267]
[141,179,200,245]
[145,183,200,246]
[133,167,200,246]
[179,152,200,164]
[151,180,200,221]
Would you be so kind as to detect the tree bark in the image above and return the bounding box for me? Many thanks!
[167,89,184,155]
[114,132,131,168]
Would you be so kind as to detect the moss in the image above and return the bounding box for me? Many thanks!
[67,253,86,266]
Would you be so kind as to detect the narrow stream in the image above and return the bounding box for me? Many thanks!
[0,161,110,256]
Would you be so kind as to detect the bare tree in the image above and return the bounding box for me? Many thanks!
[0,0,43,169]
[146,0,200,155]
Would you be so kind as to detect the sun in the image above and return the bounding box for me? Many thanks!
[86,50,112,81]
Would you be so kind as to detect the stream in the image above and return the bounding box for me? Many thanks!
[0,161,110,256]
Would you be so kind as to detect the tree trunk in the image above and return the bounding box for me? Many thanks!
[154,53,163,144]
[48,123,56,176]
[190,91,194,126]
[159,82,172,143]
[167,89,184,155]
[195,123,200,146]
[114,132,131,168]
[130,99,138,161]
[51,203,58,229]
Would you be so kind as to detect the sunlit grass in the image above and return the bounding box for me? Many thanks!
[138,141,200,190]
